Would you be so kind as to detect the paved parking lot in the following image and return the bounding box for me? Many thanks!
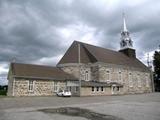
[0,93,160,120]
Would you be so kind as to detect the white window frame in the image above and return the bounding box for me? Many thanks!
[101,86,104,92]
[91,87,95,92]
[85,71,89,81]
[28,80,34,92]
[54,82,59,92]
[84,69,90,81]
[75,86,79,92]
[96,87,99,92]
[106,69,110,82]
[137,74,141,87]
[118,71,122,83]
[81,70,85,80]
[145,74,150,87]
[129,73,133,87]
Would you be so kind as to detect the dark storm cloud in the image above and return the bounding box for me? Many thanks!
[0,0,160,84]
[0,0,75,64]
[69,0,160,52]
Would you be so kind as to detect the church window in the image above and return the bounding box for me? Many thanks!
[129,73,133,87]
[28,80,34,92]
[69,86,72,91]
[91,87,94,92]
[96,87,99,91]
[85,71,89,81]
[81,70,85,80]
[54,82,59,92]
[118,71,122,83]
[75,86,79,92]
[137,74,141,87]
[106,70,110,81]
[146,74,150,87]
[122,41,125,47]
[101,87,104,92]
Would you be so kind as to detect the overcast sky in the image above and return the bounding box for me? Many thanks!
[0,0,160,85]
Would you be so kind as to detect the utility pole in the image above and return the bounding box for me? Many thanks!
[78,43,81,96]
[147,53,150,67]
[147,53,155,92]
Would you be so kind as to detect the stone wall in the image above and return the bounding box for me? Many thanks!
[58,62,152,95]
[14,79,29,96]
[12,78,66,96]
[59,63,92,81]
[97,63,152,94]
[80,87,111,96]
[80,86,123,96]
[59,64,80,79]
[33,80,54,96]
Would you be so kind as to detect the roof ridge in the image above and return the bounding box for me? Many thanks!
[81,44,98,62]
[11,62,57,68]
[73,40,118,53]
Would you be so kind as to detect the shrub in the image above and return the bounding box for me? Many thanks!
[0,90,7,96]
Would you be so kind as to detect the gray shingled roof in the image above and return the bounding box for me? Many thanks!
[58,41,149,71]
[10,63,77,80]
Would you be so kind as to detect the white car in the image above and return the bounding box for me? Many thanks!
[56,90,72,97]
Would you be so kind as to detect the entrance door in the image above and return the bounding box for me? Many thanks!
[111,86,116,95]
[111,86,120,95]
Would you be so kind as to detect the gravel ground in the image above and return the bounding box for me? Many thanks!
[0,93,160,120]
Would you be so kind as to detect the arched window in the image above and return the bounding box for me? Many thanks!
[129,73,133,87]
[118,71,122,83]
[146,74,150,87]
[137,74,141,87]
[85,71,89,81]
[54,82,59,92]
[28,80,34,92]
[106,70,110,80]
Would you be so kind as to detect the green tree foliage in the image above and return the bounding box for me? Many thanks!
[153,51,160,80]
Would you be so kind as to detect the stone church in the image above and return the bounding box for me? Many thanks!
[7,16,153,96]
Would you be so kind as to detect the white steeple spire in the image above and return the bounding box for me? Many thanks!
[123,13,128,32]
[120,13,133,50]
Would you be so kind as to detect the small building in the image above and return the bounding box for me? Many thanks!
[7,16,153,96]
[7,63,77,96]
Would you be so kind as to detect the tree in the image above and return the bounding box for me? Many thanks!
[153,51,160,80]
[153,51,160,91]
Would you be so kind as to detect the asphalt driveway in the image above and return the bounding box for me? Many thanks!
[0,93,160,120]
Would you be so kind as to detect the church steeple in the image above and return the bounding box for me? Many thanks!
[120,13,133,50]
[123,13,128,32]
[119,13,136,58]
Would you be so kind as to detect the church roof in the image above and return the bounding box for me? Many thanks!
[9,63,76,80]
[58,41,149,72]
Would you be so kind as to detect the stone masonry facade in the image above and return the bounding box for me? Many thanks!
[8,78,66,96]
[58,62,152,95]
[8,61,152,96]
